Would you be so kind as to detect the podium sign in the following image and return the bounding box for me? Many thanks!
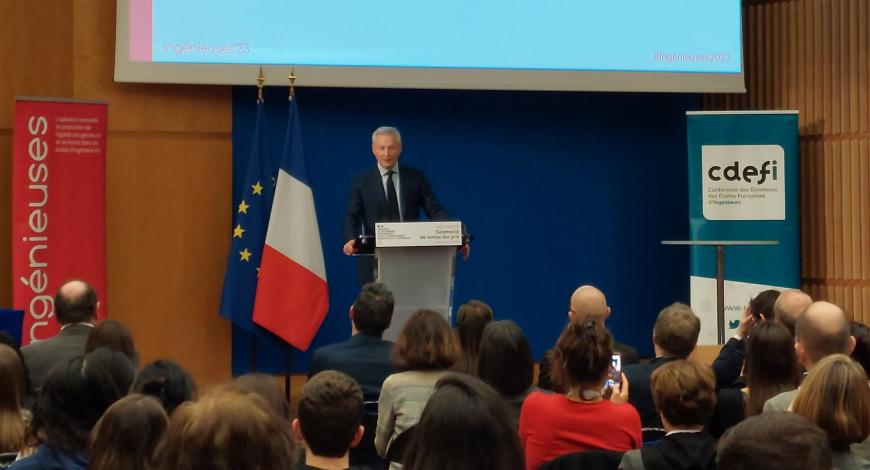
[375,221,462,248]
[375,221,460,341]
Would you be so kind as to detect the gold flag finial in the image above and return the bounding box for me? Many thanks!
[256,65,265,103]
[288,67,297,100]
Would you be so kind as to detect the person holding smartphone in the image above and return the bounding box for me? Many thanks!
[519,320,641,470]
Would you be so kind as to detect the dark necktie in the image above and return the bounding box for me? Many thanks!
[386,170,400,221]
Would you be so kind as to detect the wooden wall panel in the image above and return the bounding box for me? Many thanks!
[710,0,870,323]
[0,132,10,304]
[1,0,234,387]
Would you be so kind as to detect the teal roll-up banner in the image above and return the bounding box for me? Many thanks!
[686,111,799,345]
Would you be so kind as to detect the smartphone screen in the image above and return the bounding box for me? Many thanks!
[605,353,622,389]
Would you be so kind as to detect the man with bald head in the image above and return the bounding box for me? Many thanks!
[568,285,639,364]
[773,289,813,337]
[763,301,855,412]
[22,279,99,396]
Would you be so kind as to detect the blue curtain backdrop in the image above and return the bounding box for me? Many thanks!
[230,87,699,374]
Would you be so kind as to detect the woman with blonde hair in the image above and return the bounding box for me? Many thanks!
[792,354,870,470]
[0,344,28,459]
[155,387,295,470]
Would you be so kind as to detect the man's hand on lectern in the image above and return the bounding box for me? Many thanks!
[460,243,471,261]
[343,239,356,256]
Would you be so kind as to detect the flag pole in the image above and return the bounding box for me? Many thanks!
[283,67,296,403]
[251,65,266,373]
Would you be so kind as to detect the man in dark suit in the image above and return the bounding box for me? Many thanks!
[309,282,395,401]
[309,282,396,468]
[342,127,468,282]
[624,303,701,429]
[21,279,97,397]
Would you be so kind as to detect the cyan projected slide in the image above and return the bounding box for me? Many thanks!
[147,0,741,73]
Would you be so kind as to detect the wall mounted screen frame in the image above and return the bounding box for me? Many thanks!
[114,0,745,93]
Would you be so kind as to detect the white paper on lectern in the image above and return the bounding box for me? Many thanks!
[375,221,462,248]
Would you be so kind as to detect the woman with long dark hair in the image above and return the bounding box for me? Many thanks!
[131,360,197,415]
[477,320,534,428]
[452,300,493,376]
[88,394,168,470]
[403,374,524,470]
[742,320,800,416]
[9,348,134,470]
[0,345,28,458]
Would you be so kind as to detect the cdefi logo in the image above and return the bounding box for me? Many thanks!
[707,160,777,185]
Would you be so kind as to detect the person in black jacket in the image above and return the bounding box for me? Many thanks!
[342,127,469,283]
[619,359,718,470]
[624,303,700,429]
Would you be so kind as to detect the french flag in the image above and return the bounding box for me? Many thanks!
[253,96,329,351]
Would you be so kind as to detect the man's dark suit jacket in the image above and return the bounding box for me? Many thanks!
[308,333,395,402]
[625,337,747,429]
[625,356,681,429]
[614,339,639,365]
[309,334,395,468]
[21,323,92,397]
[343,164,450,243]
[709,336,746,390]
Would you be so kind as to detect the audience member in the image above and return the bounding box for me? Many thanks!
[375,309,459,468]
[0,345,28,456]
[309,282,396,402]
[773,289,813,337]
[0,333,33,408]
[625,303,701,429]
[404,374,524,470]
[132,360,197,415]
[22,280,98,396]
[792,354,870,469]
[538,285,639,391]
[716,412,832,470]
[707,320,799,438]
[233,374,290,421]
[293,371,365,470]
[452,299,493,375]
[764,301,855,412]
[85,319,138,365]
[748,289,780,320]
[568,285,638,364]
[619,360,717,470]
[10,348,134,470]
[477,320,535,428]
[310,282,396,468]
[741,320,800,416]
[88,394,168,470]
[154,387,295,470]
[520,320,640,470]
[709,291,778,391]
[850,321,870,376]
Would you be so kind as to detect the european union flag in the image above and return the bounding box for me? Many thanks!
[219,101,277,335]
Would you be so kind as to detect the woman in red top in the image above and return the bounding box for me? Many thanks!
[519,320,641,470]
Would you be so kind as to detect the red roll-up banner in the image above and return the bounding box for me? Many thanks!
[12,98,108,345]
